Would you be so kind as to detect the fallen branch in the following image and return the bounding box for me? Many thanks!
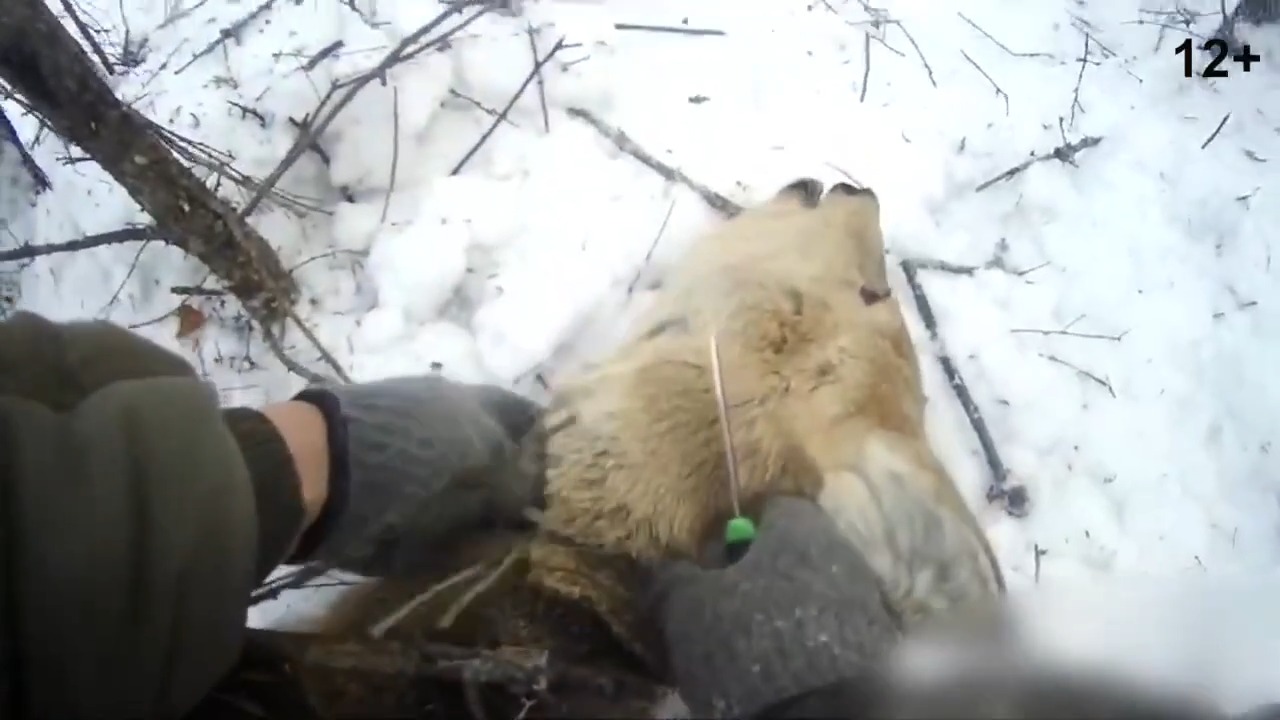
[258,320,346,384]
[0,0,299,320]
[379,86,401,227]
[57,0,113,74]
[1068,33,1090,128]
[626,200,676,296]
[240,627,659,719]
[0,102,51,191]
[250,563,330,605]
[0,225,161,262]
[1201,112,1230,150]
[613,22,725,36]
[240,0,495,219]
[303,39,345,72]
[447,89,519,128]
[960,49,1009,115]
[860,34,872,102]
[451,36,567,174]
[957,12,1055,59]
[899,259,1027,517]
[174,0,277,75]
[896,22,937,87]
[904,239,1048,278]
[1009,316,1126,342]
[1039,352,1115,398]
[525,24,550,133]
[975,134,1103,193]
[567,107,742,216]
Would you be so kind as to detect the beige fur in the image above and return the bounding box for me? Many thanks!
[530,178,1005,657]
[302,179,1006,718]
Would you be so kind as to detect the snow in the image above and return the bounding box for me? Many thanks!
[4,0,1280,711]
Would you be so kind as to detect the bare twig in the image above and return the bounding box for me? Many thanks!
[378,86,400,227]
[567,107,742,217]
[905,241,1047,278]
[227,100,266,127]
[303,39,345,72]
[526,24,550,133]
[0,103,51,192]
[1011,325,1126,341]
[1068,34,1090,129]
[249,564,329,605]
[960,50,1009,115]
[171,285,226,296]
[860,34,872,102]
[1201,112,1230,149]
[174,0,276,75]
[248,627,658,705]
[447,89,520,128]
[1039,352,1115,397]
[452,37,568,174]
[58,0,114,73]
[626,200,676,296]
[436,548,525,629]
[899,259,1027,517]
[613,23,725,36]
[0,225,162,262]
[241,1,495,218]
[897,23,936,87]
[98,240,156,314]
[975,135,1103,193]
[817,0,905,57]
[369,563,489,639]
[157,0,212,29]
[957,12,1054,58]
[265,313,346,383]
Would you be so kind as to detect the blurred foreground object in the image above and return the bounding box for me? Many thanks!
[1214,0,1280,52]
[876,574,1280,718]
[1231,0,1280,24]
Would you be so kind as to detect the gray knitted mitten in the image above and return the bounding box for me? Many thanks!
[644,496,901,718]
[292,376,544,577]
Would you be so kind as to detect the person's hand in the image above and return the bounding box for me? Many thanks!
[642,495,901,718]
[291,375,545,577]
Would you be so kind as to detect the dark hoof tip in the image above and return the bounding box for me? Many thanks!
[779,177,824,207]
[859,285,891,305]
[829,182,877,201]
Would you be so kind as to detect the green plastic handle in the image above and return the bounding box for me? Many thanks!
[724,515,757,545]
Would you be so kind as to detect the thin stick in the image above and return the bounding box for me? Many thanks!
[525,23,550,133]
[1201,112,1230,150]
[58,0,114,73]
[567,107,742,216]
[613,23,725,36]
[368,562,487,639]
[0,225,161,262]
[451,37,567,174]
[436,548,524,629]
[708,333,742,517]
[900,259,1026,517]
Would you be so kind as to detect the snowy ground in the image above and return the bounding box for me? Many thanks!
[4,0,1280,711]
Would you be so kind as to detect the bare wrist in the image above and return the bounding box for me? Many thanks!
[258,400,331,543]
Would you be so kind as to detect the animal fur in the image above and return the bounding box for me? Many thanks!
[303,178,1006,717]
[529,178,1007,664]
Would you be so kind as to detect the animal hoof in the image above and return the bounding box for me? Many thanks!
[778,177,824,207]
[828,182,877,201]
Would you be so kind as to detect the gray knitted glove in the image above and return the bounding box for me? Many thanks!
[292,376,544,577]
[644,496,901,718]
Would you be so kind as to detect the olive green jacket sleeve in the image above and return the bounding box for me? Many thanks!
[0,312,302,719]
